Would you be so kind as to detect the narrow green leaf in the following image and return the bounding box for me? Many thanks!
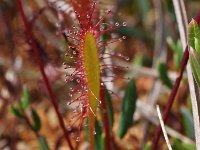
[118,80,137,138]
[9,106,23,118]
[188,19,200,54]
[19,87,30,110]
[136,0,150,22]
[166,0,176,21]
[94,120,103,150]
[38,136,50,150]
[84,119,103,150]
[167,37,183,70]
[182,144,196,150]
[181,107,195,139]
[84,119,89,141]
[172,138,195,150]
[175,40,183,70]
[172,139,184,150]
[195,37,200,54]
[31,108,41,132]
[101,136,105,150]
[167,37,178,53]
[105,87,114,128]
[158,62,173,89]
[189,48,200,88]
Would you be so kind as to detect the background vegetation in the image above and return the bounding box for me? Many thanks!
[0,0,200,149]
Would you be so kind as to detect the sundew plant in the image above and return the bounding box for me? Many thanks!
[62,0,127,148]
[14,0,132,149]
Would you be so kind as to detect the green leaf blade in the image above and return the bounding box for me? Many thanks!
[189,48,200,88]
[188,19,200,54]
[172,139,195,150]
[158,62,173,89]
[20,87,30,110]
[94,120,103,150]
[9,106,23,119]
[118,80,137,138]
[105,87,114,128]
[38,136,50,150]
[31,108,41,132]
[167,37,183,70]
[181,107,195,139]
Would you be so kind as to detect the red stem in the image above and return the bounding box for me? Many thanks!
[16,1,74,149]
[100,86,111,150]
[151,47,189,149]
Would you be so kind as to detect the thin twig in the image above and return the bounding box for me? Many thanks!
[16,0,74,149]
[156,105,172,150]
[137,101,194,145]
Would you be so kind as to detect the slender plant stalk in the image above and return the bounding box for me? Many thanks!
[100,86,111,150]
[16,0,74,149]
[88,113,95,150]
[151,47,189,150]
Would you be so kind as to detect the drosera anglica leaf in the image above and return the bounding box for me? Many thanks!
[118,80,137,138]
[63,0,128,144]
[83,32,100,115]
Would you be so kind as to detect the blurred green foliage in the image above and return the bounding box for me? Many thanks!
[118,80,137,138]
[158,62,173,89]
[172,139,195,150]
[181,107,195,139]
[167,37,183,70]
[9,87,49,150]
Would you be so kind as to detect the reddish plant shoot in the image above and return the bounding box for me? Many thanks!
[56,0,128,147]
